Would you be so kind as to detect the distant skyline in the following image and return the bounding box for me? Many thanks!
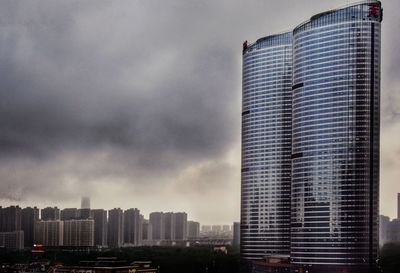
[0,0,400,224]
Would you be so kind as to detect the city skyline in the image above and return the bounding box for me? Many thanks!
[0,203,230,250]
[0,0,400,225]
[0,204,214,227]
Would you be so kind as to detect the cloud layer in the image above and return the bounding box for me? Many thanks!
[0,0,399,223]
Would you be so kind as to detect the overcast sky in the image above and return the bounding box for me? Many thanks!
[0,0,399,224]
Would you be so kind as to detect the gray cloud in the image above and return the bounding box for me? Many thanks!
[0,0,399,223]
[0,1,237,161]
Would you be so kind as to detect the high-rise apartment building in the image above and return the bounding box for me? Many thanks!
[241,32,293,260]
[21,206,39,247]
[187,221,200,239]
[108,208,123,248]
[34,220,64,246]
[0,206,24,249]
[63,219,94,247]
[0,206,22,232]
[163,212,175,240]
[91,209,108,247]
[174,212,187,240]
[60,208,78,221]
[41,207,60,221]
[142,219,152,241]
[123,208,143,246]
[241,1,382,272]
[78,208,91,220]
[149,212,164,241]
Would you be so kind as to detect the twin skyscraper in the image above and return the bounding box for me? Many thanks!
[241,1,382,273]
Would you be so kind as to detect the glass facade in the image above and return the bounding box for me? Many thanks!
[241,32,292,260]
[291,1,381,271]
[241,1,382,272]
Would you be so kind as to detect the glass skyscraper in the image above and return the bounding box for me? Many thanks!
[241,32,292,260]
[291,2,381,272]
[241,1,382,272]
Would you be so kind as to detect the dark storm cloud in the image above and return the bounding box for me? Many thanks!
[0,1,237,164]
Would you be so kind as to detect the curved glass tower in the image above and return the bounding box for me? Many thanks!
[291,1,382,272]
[241,32,292,260]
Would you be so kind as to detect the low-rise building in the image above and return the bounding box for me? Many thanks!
[187,221,200,239]
[52,258,158,273]
[379,215,400,247]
